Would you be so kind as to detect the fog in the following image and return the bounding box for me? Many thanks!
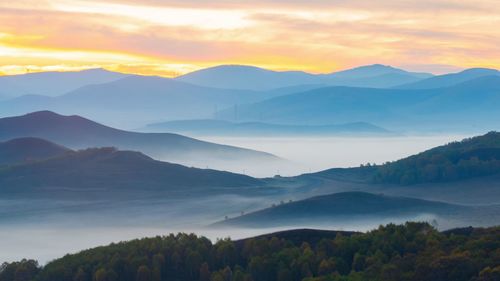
[0,135,482,265]
[197,135,472,177]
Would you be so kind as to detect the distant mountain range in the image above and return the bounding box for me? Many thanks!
[1,65,499,132]
[0,74,323,128]
[215,191,468,227]
[142,119,390,136]
[0,68,127,98]
[176,64,432,90]
[0,111,282,172]
[0,137,70,165]
[216,75,500,132]
[395,68,500,89]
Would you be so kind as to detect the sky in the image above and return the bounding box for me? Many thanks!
[0,0,499,76]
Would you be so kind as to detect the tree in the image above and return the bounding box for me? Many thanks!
[136,266,151,281]
[94,268,107,281]
[73,268,89,281]
[199,263,211,281]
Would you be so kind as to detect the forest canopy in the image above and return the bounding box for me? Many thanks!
[1,223,499,281]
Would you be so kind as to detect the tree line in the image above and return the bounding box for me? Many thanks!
[1,222,499,281]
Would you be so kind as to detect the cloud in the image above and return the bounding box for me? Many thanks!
[0,0,499,75]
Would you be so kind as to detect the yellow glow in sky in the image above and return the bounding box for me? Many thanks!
[1,0,500,76]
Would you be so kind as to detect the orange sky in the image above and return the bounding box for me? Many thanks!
[1,0,500,76]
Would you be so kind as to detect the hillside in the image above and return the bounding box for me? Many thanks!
[0,137,70,165]
[0,111,282,172]
[372,131,500,185]
[2,223,498,281]
[215,192,465,228]
[142,119,389,136]
[0,147,261,192]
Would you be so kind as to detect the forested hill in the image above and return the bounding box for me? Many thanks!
[372,132,500,185]
[1,223,498,281]
[311,132,500,185]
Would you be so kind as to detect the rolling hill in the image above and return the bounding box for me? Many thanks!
[0,111,282,172]
[176,64,320,90]
[372,131,500,185]
[0,74,315,128]
[396,68,500,89]
[215,192,467,228]
[0,137,70,165]
[0,68,128,98]
[176,64,432,90]
[142,119,390,136]
[0,147,261,193]
[216,76,500,132]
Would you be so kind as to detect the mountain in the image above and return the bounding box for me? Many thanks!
[176,65,320,91]
[216,76,500,132]
[0,68,128,97]
[177,64,433,91]
[325,64,431,79]
[0,137,70,165]
[396,68,500,89]
[0,75,307,128]
[216,85,432,126]
[0,65,434,129]
[0,111,282,172]
[0,147,261,193]
[215,192,466,227]
[319,64,433,88]
[142,119,390,136]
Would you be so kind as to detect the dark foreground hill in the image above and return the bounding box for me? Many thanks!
[0,111,281,170]
[0,147,261,193]
[214,192,468,228]
[0,137,70,165]
[2,223,498,281]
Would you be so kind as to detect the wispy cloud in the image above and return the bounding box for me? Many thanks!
[0,0,499,75]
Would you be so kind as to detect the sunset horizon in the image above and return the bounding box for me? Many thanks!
[2,0,499,77]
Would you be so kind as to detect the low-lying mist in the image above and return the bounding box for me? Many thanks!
[2,134,493,265]
[193,135,472,177]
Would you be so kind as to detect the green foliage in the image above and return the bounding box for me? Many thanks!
[1,223,498,281]
[373,132,500,185]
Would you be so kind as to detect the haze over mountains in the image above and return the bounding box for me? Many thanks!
[395,68,500,89]
[217,75,500,132]
[0,137,70,165]
[176,64,432,90]
[1,64,500,134]
[1,64,499,134]
[142,119,390,136]
[0,68,128,99]
[0,111,283,173]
